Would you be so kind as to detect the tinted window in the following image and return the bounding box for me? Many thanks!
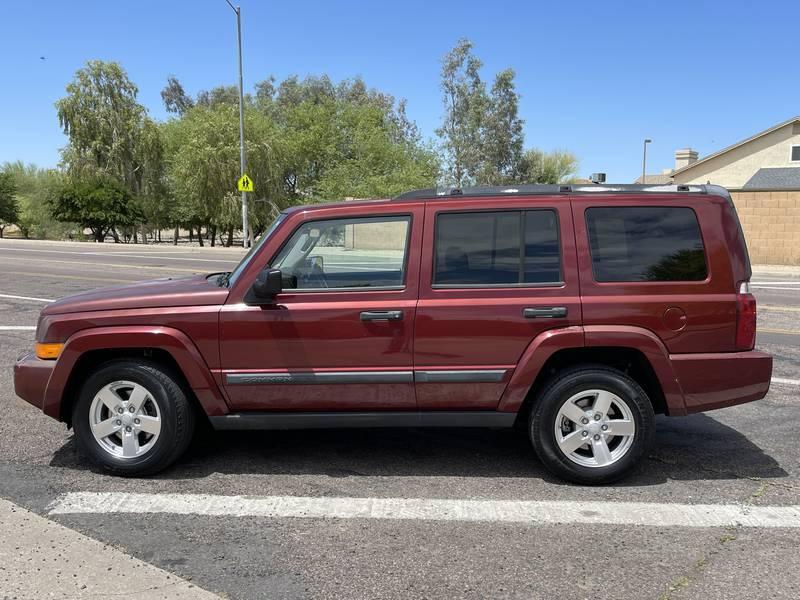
[271,216,409,289]
[792,145,800,161]
[586,207,707,282]
[434,210,561,285]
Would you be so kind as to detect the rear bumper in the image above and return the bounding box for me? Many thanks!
[670,350,772,414]
[13,352,55,415]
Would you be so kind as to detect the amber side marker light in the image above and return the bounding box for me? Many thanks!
[35,343,63,360]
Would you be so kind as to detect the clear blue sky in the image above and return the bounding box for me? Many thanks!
[1,0,798,183]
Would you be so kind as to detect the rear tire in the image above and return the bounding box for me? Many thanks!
[72,359,195,476]
[530,366,655,485]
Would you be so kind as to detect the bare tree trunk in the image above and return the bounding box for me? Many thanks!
[188,227,193,243]
[111,227,120,243]
[132,225,139,244]
[226,227,234,247]
[197,226,204,247]
[209,226,217,247]
[173,226,179,245]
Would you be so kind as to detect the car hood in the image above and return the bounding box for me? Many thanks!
[41,275,230,315]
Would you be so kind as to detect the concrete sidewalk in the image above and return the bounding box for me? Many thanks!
[0,497,221,599]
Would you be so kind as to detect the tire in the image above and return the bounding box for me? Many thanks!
[530,366,655,485]
[72,359,196,476]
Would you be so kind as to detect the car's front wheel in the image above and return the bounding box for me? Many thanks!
[530,366,655,484]
[72,359,195,476]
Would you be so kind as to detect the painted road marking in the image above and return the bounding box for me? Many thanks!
[0,326,36,330]
[0,246,237,263]
[4,257,201,273]
[759,327,800,335]
[2,270,135,284]
[0,293,54,303]
[750,281,800,285]
[752,286,800,291]
[772,377,800,386]
[48,492,800,528]
[760,305,800,312]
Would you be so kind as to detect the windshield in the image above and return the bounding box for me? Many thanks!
[223,214,286,287]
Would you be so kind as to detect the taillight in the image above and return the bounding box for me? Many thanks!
[735,281,756,351]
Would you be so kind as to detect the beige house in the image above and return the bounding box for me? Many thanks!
[636,117,800,265]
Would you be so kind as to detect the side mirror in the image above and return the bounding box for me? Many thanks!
[246,268,283,304]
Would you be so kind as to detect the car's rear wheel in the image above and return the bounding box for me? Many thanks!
[72,360,195,476]
[530,366,655,485]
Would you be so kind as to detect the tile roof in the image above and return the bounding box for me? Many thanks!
[742,167,800,190]
[633,173,673,184]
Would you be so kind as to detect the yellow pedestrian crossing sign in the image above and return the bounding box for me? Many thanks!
[237,174,254,192]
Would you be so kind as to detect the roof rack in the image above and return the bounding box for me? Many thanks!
[394,184,727,200]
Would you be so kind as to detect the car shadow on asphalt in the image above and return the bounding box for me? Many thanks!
[49,413,788,486]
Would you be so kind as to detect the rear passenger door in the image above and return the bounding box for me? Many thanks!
[414,197,581,410]
[571,196,736,353]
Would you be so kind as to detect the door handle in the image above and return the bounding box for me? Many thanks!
[523,306,568,319]
[360,310,404,322]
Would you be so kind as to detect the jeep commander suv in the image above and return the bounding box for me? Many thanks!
[14,184,772,484]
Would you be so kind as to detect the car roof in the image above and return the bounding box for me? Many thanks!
[282,184,731,214]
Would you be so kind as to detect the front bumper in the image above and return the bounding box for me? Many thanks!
[671,350,773,414]
[14,352,55,414]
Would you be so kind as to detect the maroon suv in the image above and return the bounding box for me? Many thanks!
[14,184,772,483]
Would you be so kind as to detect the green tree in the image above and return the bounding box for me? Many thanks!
[478,69,524,185]
[517,149,579,184]
[50,177,142,242]
[1,162,71,239]
[436,39,487,187]
[162,103,282,245]
[161,76,194,115]
[0,172,19,238]
[57,61,164,241]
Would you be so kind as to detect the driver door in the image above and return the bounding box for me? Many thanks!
[218,208,422,412]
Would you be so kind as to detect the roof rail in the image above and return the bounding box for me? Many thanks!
[394,183,724,200]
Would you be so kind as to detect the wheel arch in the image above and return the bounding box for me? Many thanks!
[45,326,229,424]
[499,324,687,419]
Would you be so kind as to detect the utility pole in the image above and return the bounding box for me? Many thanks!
[226,0,249,247]
[642,138,652,184]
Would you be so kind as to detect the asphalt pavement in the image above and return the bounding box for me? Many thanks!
[0,238,798,600]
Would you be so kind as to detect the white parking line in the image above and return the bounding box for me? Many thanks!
[0,246,237,263]
[48,492,800,528]
[0,326,36,330]
[0,293,54,303]
[772,377,800,386]
[750,281,800,285]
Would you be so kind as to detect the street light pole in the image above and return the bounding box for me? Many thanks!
[226,0,249,247]
[642,138,652,184]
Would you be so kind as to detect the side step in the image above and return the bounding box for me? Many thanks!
[209,411,517,431]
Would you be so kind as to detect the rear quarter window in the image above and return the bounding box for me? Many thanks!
[586,206,707,282]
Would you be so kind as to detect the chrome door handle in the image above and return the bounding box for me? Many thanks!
[523,306,568,319]
[360,310,404,322]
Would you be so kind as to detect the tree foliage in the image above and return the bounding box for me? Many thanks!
[11,49,581,245]
[517,149,579,184]
[436,39,486,187]
[50,176,141,242]
[1,162,70,239]
[437,39,579,186]
[0,172,19,237]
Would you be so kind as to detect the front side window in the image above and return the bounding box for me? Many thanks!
[271,216,410,290]
[434,210,561,286]
[586,206,707,282]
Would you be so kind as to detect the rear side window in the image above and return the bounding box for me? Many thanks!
[434,210,561,286]
[586,207,707,282]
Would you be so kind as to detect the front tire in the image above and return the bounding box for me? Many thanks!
[530,366,655,485]
[72,360,195,476]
